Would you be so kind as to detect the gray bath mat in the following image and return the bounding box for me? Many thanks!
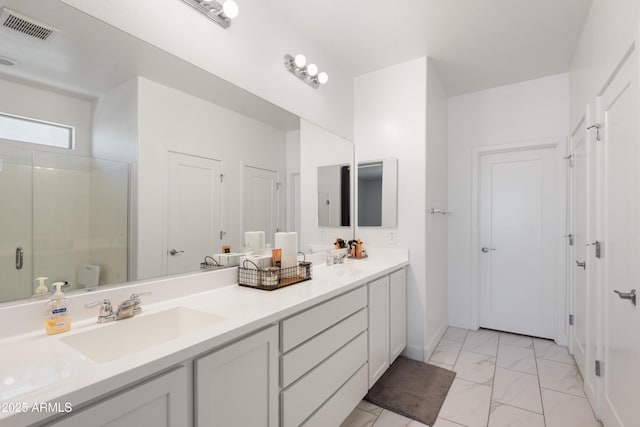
[365,356,456,426]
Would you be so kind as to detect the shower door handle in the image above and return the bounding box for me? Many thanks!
[15,247,23,270]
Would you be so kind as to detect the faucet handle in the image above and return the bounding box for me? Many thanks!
[129,292,151,315]
[130,291,151,302]
[84,299,115,323]
[85,299,111,309]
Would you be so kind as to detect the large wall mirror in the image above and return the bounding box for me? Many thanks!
[0,0,353,304]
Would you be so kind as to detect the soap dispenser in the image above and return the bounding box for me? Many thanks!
[44,282,72,335]
[33,277,51,298]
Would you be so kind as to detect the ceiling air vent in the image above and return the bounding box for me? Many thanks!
[0,8,59,40]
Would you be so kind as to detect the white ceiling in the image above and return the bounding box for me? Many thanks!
[270,0,594,95]
[0,0,300,131]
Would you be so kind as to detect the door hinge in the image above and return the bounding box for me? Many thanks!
[587,123,601,141]
[565,234,575,246]
[569,314,574,326]
[595,360,602,377]
[220,174,224,183]
[587,241,602,258]
[563,154,574,167]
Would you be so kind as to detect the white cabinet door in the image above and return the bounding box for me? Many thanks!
[389,268,407,363]
[50,366,189,427]
[368,275,390,386]
[195,325,279,427]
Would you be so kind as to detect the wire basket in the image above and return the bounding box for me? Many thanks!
[238,260,313,291]
[200,256,228,272]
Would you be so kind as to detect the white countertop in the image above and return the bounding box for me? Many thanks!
[0,248,408,426]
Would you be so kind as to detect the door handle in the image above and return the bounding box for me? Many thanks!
[614,289,636,306]
[576,260,586,269]
[481,247,496,253]
[168,249,184,256]
[15,247,23,270]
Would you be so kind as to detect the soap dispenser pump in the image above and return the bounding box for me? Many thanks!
[33,277,50,298]
[44,282,72,335]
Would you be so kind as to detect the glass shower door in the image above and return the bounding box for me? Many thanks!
[0,145,33,301]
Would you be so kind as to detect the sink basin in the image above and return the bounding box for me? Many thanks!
[60,307,226,363]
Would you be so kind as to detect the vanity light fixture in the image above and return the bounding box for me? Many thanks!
[284,54,329,89]
[180,0,239,28]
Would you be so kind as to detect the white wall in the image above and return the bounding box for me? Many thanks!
[447,73,569,329]
[92,77,139,279]
[570,0,640,130]
[137,77,287,280]
[89,158,129,286]
[300,120,353,252]
[425,59,449,357]
[60,0,353,139]
[354,57,427,360]
[0,78,92,157]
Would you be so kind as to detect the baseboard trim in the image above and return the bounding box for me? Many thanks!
[424,320,448,361]
[401,345,424,362]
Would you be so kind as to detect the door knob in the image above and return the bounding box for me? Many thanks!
[169,249,184,256]
[576,260,586,269]
[614,289,636,306]
[481,247,496,253]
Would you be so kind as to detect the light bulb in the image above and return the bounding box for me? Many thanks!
[222,0,239,19]
[317,72,329,84]
[307,64,318,76]
[294,54,307,68]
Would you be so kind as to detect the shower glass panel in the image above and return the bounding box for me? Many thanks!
[0,145,129,302]
[0,146,33,301]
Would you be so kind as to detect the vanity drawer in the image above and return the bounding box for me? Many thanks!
[281,286,366,352]
[281,331,367,427]
[302,363,368,427]
[281,308,367,388]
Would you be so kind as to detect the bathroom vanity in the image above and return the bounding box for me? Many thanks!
[0,249,408,427]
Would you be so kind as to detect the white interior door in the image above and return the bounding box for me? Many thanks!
[291,172,301,243]
[599,44,640,427]
[570,112,599,406]
[243,166,278,247]
[167,152,222,275]
[479,147,557,338]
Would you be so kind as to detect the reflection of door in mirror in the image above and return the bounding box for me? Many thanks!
[358,162,383,226]
[357,158,398,228]
[243,166,279,248]
[167,152,222,275]
[290,172,301,246]
[0,143,129,300]
[0,146,32,301]
[317,164,351,227]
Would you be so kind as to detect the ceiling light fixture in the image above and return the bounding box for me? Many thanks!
[284,54,329,89]
[180,0,239,28]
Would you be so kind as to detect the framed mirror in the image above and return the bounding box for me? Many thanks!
[357,158,398,227]
[0,0,353,305]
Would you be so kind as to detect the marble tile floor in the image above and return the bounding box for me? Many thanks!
[341,327,602,427]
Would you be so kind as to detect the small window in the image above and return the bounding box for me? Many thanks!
[0,112,74,149]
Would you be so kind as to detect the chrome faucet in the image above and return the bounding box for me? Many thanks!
[85,292,151,323]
